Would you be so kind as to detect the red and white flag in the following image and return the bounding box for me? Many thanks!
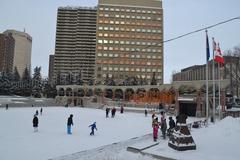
[214,43,224,65]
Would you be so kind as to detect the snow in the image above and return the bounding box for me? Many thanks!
[0,107,153,160]
[145,116,240,160]
[0,106,239,160]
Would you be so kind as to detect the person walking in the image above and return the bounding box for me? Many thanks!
[35,110,39,116]
[89,122,97,136]
[5,104,8,110]
[152,118,159,142]
[160,111,167,139]
[33,115,39,132]
[106,107,110,118]
[144,109,148,117]
[67,114,74,134]
[111,107,116,118]
[40,108,43,115]
[167,117,176,136]
[120,105,124,114]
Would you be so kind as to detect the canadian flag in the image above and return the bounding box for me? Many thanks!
[214,42,224,64]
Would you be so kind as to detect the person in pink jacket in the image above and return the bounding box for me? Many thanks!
[153,118,159,142]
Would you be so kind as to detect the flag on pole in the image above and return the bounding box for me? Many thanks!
[206,31,210,61]
[214,43,224,65]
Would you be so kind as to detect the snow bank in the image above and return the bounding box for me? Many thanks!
[145,116,240,160]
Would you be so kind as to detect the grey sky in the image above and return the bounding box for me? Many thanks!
[0,0,239,83]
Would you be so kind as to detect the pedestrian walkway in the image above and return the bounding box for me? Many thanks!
[49,134,174,160]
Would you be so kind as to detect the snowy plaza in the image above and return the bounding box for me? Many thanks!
[0,105,240,160]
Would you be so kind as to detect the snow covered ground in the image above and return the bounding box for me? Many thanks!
[0,107,154,160]
[0,106,240,160]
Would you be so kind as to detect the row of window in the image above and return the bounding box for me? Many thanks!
[99,7,161,15]
[98,26,161,33]
[98,39,161,46]
[100,67,162,72]
[98,19,161,27]
[98,33,162,39]
[96,60,161,66]
[100,73,162,80]
[97,53,162,59]
[97,46,162,52]
[99,13,162,21]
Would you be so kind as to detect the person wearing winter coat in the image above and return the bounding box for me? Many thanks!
[160,111,167,139]
[33,115,39,132]
[67,114,74,134]
[144,109,148,117]
[120,105,124,114]
[111,107,116,118]
[106,107,110,118]
[35,110,39,116]
[152,118,159,142]
[89,122,97,135]
[40,108,43,115]
[167,117,176,136]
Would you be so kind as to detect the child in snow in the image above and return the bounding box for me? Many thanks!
[67,114,74,134]
[33,115,39,132]
[89,122,97,136]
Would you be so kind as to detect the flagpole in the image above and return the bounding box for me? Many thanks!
[218,62,221,120]
[212,38,216,123]
[206,30,210,121]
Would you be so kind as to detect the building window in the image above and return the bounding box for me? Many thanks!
[97,53,102,57]
[98,26,103,30]
[98,40,103,44]
[103,53,108,57]
[103,67,107,71]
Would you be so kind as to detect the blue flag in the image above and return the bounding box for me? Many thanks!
[206,30,210,61]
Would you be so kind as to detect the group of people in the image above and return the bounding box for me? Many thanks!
[152,111,176,142]
[105,106,118,118]
[32,110,97,136]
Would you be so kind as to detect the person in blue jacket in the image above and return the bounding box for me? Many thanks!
[89,122,97,136]
[67,114,74,134]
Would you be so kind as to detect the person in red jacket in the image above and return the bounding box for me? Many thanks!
[153,118,159,142]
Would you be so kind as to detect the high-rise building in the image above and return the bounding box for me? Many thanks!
[95,0,163,85]
[3,30,32,77]
[0,33,15,74]
[52,7,97,84]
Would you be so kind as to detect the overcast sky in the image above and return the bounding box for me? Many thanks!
[0,0,239,83]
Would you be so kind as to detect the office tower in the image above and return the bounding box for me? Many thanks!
[95,0,163,85]
[53,7,97,84]
[3,30,32,77]
[0,33,15,74]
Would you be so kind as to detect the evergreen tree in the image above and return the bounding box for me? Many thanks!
[13,67,20,82]
[22,66,31,82]
[21,66,32,96]
[32,66,42,98]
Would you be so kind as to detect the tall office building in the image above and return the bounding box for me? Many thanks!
[95,0,163,84]
[0,33,15,74]
[3,30,32,77]
[52,7,97,84]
